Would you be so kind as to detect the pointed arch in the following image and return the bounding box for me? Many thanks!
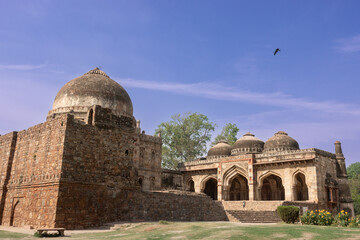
[87,108,94,125]
[292,170,309,201]
[223,165,248,186]
[186,177,195,192]
[200,175,218,200]
[292,169,308,186]
[258,171,285,201]
[258,171,283,188]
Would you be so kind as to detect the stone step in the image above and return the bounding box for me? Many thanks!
[226,210,281,223]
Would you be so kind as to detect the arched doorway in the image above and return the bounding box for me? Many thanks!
[188,180,195,192]
[229,175,249,200]
[87,109,93,125]
[138,176,144,190]
[203,178,218,200]
[261,174,285,200]
[10,199,22,227]
[294,172,308,201]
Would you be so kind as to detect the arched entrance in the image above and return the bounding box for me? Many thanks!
[188,180,195,192]
[10,198,22,227]
[203,178,218,200]
[261,174,285,200]
[294,172,308,201]
[229,175,249,200]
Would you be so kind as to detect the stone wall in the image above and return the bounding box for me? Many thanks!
[128,191,228,222]
[135,134,162,191]
[55,114,140,228]
[0,116,66,228]
[161,170,183,190]
[0,132,17,223]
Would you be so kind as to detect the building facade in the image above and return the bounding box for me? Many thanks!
[180,132,354,215]
[0,68,354,229]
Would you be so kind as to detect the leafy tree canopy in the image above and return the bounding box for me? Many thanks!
[211,123,239,146]
[347,162,360,216]
[155,112,216,170]
[347,162,360,179]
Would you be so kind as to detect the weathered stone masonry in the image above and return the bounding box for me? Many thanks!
[0,68,227,229]
[0,67,354,228]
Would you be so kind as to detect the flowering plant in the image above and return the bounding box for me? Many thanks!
[336,210,350,227]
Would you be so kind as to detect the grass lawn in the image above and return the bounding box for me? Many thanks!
[0,230,30,239]
[1,222,359,239]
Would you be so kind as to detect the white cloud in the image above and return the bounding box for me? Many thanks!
[335,34,360,53]
[0,63,47,70]
[117,78,360,116]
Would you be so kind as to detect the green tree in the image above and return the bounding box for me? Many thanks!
[347,162,360,215]
[155,112,216,170]
[211,123,239,146]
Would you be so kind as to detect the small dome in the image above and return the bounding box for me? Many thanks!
[264,131,299,152]
[231,132,264,155]
[48,68,133,119]
[207,140,231,159]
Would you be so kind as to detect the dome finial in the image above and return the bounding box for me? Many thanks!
[85,67,109,78]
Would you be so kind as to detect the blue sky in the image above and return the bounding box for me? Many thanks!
[1,1,360,165]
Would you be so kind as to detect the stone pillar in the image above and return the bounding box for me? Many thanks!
[217,163,223,200]
[309,166,319,202]
[248,155,255,201]
[291,186,296,201]
[194,176,202,193]
[284,168,292,201]
[223,187,228,201]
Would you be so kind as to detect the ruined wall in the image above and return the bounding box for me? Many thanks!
[135,134,162,191]
[56,115,141,229]
[0,116,66,228]
[161,170,183,190]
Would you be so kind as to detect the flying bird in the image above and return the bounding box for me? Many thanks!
[274,48,280,56]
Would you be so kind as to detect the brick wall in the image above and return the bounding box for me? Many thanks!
[126,191,228,222]
[0,116,66,228]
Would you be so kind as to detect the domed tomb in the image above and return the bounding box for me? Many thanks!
[47,68,133,121]
[207,140,231,159]
[231,132,264,155]
[263,131,299,152]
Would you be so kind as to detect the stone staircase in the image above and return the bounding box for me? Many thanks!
[225,210,281,223]
[222,201,282,223]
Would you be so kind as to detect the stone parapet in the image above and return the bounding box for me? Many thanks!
[256,148,335,159]
[183,158,220,167]
[139,133,162,144]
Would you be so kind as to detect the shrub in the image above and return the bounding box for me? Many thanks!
[350,216,360,227]
[300,210,318,225]
[277,206,299,224]
[301,209,335,226]
[336,210,351,227]
[317,209,335,226]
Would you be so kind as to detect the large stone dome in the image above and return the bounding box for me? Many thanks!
[48,68,133,119]
[231,132,264,155]
[263,131,299,152]
[207,140,231,159]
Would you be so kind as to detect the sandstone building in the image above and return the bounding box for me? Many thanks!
[179,132,354,218]
[0,68,354,229]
